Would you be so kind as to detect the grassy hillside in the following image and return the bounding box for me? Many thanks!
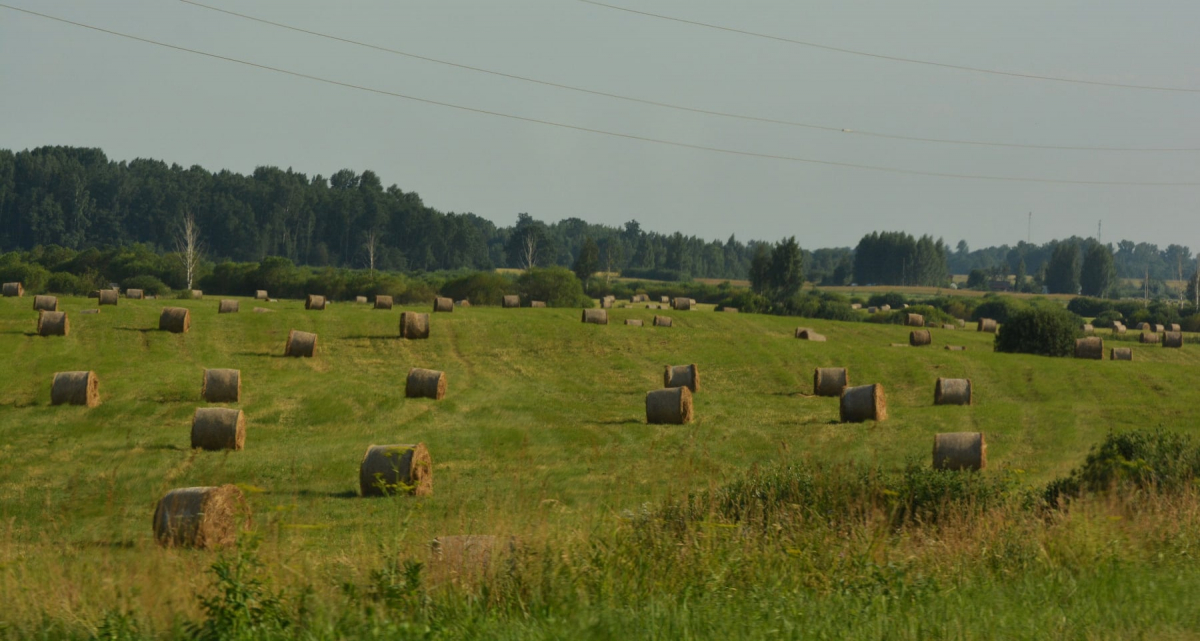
[2,295,1199,639]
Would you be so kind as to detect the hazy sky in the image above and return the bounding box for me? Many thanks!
[2,0,1198,250]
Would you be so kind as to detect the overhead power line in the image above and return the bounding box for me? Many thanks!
[578,0,1200,94]
[177,0,1198,153]
[2,3,1198,187]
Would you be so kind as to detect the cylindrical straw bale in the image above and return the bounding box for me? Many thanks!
[1112,322,1127,335]
[909,330,932,347]
[944,345,967,351]
[202,368,241,403]
[645,386,693,425]
[51,371,100,407]
[880,304,892,312]
[600,297,613,309]
[98,289,118,306]
[1081,324,1094,333]
[126,289,144,300]
[1163,331,1184,348]
[284,329,317,357]
[374,295,394,310]
[255,290,268,300]
[406,368,447,400]
[1074,336,1103,359]
[1137,322,1151,331]
[1111,347,1133,361]
[839,384,887,423]
[1169,323,1181,332]
[942,324,957,330]
[191,290,203,299]
[625,319,643,326]
[660,296,670,304]
[400,312,431,339]
[934,378,972,405]
[850,303,862,310]
[152,485,245,549]
[796,328,826,341]
[218,299,239,314]
[530,301,546,308]
[663,364,699,392]
[359,443,433,497]
[457,300,471,307]
[933,432,987,471]
[305,294,326,310]
[813,367,849,397]
[159,307,191,333]
[723,307,739,313]
[653,315,672,327]
[355,295,368,304]
[32,295,58,312]
[905,313,925,327]
[37,310,69,336]
[582,309,608,325]
[1154,324,1165,333]
[977,318,997,333]
[1140,332,1159,344]
[191,408,245,451]
[673,297,692,311]
[434,297,454,312]
[2,282,23,297]
[502,295,520,308]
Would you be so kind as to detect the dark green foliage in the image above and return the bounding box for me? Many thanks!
[767,236,804,299]
[439,271,514,306]
[121,275,171,296]
[866,292,909,309]
[1080,243,1116,297]
[867,304,956,327]
[1182,313,1200,332]
[516,267,590,307]
[971,296,1027,324]
[186,544,292,641]
[1045,242,1081,294]
[993,306,1081,357]
[1066,297,1113,317]
[966,269,988,290]
[1045,430,1200,507]
[853,231,949,286]
[718,290,771,314]
[1092,310,1124,328]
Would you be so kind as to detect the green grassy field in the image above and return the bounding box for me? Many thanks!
[2,295,1199,639]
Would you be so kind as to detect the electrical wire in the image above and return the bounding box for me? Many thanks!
[177,0,1199,152]
[578,0,1200,94]
[2,3,1198,186]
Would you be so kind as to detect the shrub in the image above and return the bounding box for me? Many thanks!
[441,271,514,306]
[1044,429,1200,506]
[517,267,590,307]
[971,296,1027,324]
[1092,309,1124,329]
[122,274,171,296]
[866,292,909,309]
[1066,297,1112,317]
[719,290,771,314]
[993,306,1080,357]
[45,272,84,295]
[1181,313,1200,333]
[0,258,50,293]
[1112,300,1146,320]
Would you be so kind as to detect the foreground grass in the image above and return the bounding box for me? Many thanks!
[1,295,1198,638]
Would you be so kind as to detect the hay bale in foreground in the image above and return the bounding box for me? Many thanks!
[284,330,317,357]
[406,368,447,400]
[653,315,672,327]
[51,371,100,406]
[37,311,69,336]
[502,295,520,308]
[305,294,326,310]
[359,443,433,497]
[255,290,269,300]
[126,289,144,300]
[202,369,241,403]
[33,295,58,312]
[664,364,699,392]
[375,295,394,310]
[796,328,826,341]
[672,297,692,311]
[934,378,972,405]
[945,345,966,351]
[1111,347,1133,361]
[152,485,245,549]
[1140,332,1159,344]
[1074,336,1103,359]
[98,289,118,306]
[530,301,546,308]
[218,300,239,314]
[933,432,987,471]
[839,384,887,423]
[434,297,454,312]
[625,319,643,326]
[645,386,693,424]
[1163,331,1184,348]
[977,318,997,333]
[159,307,191,333]
[2,282,23,297]
[191,408,245,451]
[582,309,608,325]
[400,312,431,339]
[909,330,932,347]
[813,367,848,397]
[905,313,925,327]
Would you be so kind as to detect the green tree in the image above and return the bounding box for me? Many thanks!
[1045,243,1081,294]
[749,244,771,294]
[572,236,600,292]
[1014,258,1027,293]
[768,236,804,298]
[1080,243,1116,298]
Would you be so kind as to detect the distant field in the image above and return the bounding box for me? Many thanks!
[2,295,1199,638]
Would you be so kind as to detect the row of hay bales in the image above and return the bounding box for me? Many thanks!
[580,309,673,327]
[1074,333,1182,360]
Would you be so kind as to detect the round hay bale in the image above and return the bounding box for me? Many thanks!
[191,408,245,451]
[255,290,269,300]
[374,295,394,310]
[98,289,118,306]
[125,289,144,300]
[355,295,368,304]
[645,386,693,424]
[359,443,433,497]
[202,368,241,403]
[813,367,849,397]
[1163,331,1184,348]
[1137,322,1151,331]
[191,290,203,299]
[1140,332,1159,344]
[664,364,699,392]
[305,294,326,310]
[582,309,608,325]
[400,312,431,339]
[37,310,69,336]
[502,295,520,308]
[32,295,58,312]
[1074,336,1103,359]
[434,297,454,313]
[723,307,739,313]
[796,328,826,341]
[945,345,967,351]
[672,297,692,311]
[457,299,471,307]
[909,330,932,347]
[880,304,891,312]
[1154,323,1166,333]
[159,307,191,333]
[653,315,672,327]
[625,319,643,326]
[934,378,972,405]
[218,299,239,314]
[51,371,100,407]
[839,384,887,423]
[284,329,317,357]
[905,313,925,327]
[660,296,670,305]
[850,303,862,310]
[252,307,273,313]
[977,318,997,333]
[530,301,547,308]
[1111,347,1133,360]
[600,297,613,309]
[1169,323,1181,332]
[406,368,447,400]
[152,485,245,549]
[867,307,879,314]
[2,282,24,297]
[941,324,956,330]
[1112,322,1127,335]
[1081,324,1094,333]
[933,432,987,471]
